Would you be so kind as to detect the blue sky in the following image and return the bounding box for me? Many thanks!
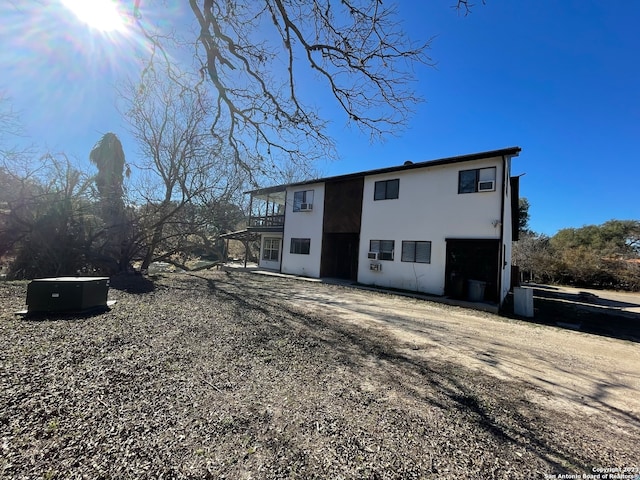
[1,1,638,236]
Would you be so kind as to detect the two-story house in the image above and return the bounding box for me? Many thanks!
[244,147,521,306]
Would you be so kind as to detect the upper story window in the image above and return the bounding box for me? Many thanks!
[374,179,399,200]
[369,240,395,261]
[458,167,496,194]
[290,238,311,255]
[293,190,314,212]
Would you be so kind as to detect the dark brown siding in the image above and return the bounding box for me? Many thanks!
[322,177,364,233]
[511,176,520,241]
[320,177,364,279]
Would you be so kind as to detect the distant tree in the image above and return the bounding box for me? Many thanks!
[1,105,41,271]
[90,133,126,215]
[0,94,26,163]
[512,231,555,283]
[140,199,246,269]
[549,220,640,289]
[1,154,96,278]
[600,220,640,256]
[120,71,247,270]
[512,209,640,289]
[552,220,640,260]
[89,132,131,273]
[1,110,132,277]
[518,197,531,234]
[0,164,37,265]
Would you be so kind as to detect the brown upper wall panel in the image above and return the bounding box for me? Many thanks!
[323,177,364,234]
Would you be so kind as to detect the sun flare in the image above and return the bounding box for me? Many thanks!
[61,0,126,32]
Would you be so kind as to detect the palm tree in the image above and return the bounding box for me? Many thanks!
[90,132,125,207]
[89,133,129,273]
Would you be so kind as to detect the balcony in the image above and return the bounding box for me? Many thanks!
[246,186,287,233]
[248,214,285,232]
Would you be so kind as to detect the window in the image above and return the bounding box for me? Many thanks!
[290,238,310,255]
[374,179,400,200]
[458,167,496,194]
[262,237,280,261]
[401,241,432,263]
[293,190,314,211]
[369,240,395,261]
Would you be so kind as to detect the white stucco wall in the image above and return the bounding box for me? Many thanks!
[258,233,283,271]
[281,183,325,277]
[358,157,505,295]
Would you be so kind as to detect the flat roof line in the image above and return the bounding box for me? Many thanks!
[246,146,521,195]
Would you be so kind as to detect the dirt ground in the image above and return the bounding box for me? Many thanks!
[251,271,640,419]
[1,271,639,479]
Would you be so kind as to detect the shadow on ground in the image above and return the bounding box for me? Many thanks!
[204,272,638,475]
[19,306,113,322]
[109,273,155,294]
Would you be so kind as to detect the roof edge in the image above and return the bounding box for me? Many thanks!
[246,146,521,194]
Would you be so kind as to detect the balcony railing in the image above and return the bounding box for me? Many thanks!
[248,214,285,229]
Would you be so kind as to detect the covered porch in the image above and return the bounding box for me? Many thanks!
[246,186,287,233]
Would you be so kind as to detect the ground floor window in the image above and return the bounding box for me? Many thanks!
[262,237,281,261]
[401,241,432,263]
[290,238,311,255]
[369,240,395,261]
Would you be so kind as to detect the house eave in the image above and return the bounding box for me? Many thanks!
[245,146,521,194]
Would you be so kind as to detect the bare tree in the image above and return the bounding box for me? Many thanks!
[453,0,487,16]
[0,154,98,278]
[120,70,247,270]
[512,232,555,283]
[0,95,19,161]
[0,94,35,169]
[132,1,435,176]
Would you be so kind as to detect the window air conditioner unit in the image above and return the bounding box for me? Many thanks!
[478,180,495,192]
[299,203,313,211]
[367,251,379,260]
[370,262,382,271]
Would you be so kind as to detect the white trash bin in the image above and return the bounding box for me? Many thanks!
[514,287,534,317]
[467,280,486,302]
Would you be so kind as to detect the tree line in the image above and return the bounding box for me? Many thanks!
[0,75,248,279]
[0,148,246,279]
[514,200,640,291]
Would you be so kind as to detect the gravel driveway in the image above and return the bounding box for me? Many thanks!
[250,271,640,419]
[1,271,638,479]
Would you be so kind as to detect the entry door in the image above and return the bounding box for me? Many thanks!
[445,239,499,301]
[320,233,359,280]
